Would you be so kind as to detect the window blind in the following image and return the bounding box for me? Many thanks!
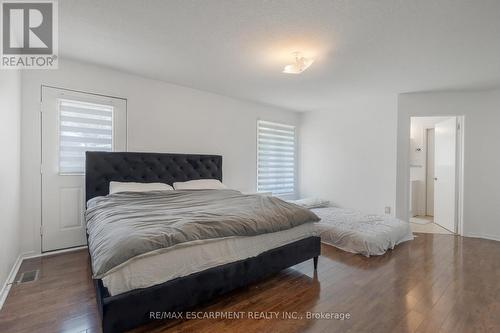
[257,120,296,196]
[59,99,114,174]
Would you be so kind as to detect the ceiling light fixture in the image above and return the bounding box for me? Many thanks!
[282,52,314,74]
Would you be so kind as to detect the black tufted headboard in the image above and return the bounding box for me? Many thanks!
[85,151,223,202]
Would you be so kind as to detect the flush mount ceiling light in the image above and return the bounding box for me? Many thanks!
[282,52,314,74]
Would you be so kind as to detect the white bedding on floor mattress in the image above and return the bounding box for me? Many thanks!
[312,207,413,256]
[102,222,317,296]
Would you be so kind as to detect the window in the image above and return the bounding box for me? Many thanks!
[257,120,296,196]
[59,99,114,174]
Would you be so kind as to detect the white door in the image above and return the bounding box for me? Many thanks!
[426,128,435,216]
[41,87,127,252]
[433,117,457,233]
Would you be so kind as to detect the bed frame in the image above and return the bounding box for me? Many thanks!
[85,151,321,333]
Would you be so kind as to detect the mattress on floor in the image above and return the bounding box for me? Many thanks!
[312,207,413,257]
[102,222,317,296]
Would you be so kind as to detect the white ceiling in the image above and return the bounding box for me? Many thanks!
[60,0,500,112]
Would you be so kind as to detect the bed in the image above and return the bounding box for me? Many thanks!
[311,206,413,256]
[85,151,321,333]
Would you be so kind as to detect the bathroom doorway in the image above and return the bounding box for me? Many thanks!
[408,116,463,234]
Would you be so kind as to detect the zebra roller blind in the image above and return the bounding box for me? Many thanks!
[59,99,114,174]
[257,120,296,196]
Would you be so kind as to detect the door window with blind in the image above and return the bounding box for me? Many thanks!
[257,120,296,197]
[59,99,114,174]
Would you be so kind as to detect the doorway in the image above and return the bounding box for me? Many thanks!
[408,116,462,234]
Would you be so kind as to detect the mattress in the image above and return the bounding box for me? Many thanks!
[87,189,318,278]
[312,207,414,257]
[102,222,317,296]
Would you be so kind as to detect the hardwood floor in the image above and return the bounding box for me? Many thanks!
[1,233,499,333]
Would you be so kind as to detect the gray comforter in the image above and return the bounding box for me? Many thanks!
[86,189,319,278]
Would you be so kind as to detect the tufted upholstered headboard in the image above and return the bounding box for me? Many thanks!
[85,151,222,202]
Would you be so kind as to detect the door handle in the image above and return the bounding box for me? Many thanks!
[434,177,438,181]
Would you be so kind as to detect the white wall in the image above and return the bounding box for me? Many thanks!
[397,89,500,241]
[300,96,397,215]
[20,59,299,255]
[0,71,22,297]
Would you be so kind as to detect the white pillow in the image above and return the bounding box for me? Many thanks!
[289,197,330,209]
[173,179,227,190]
[109,181,173,194]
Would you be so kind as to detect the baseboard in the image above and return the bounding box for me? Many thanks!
[0,245,88,311]
[463,232,500,242]
[0,254,24,311]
